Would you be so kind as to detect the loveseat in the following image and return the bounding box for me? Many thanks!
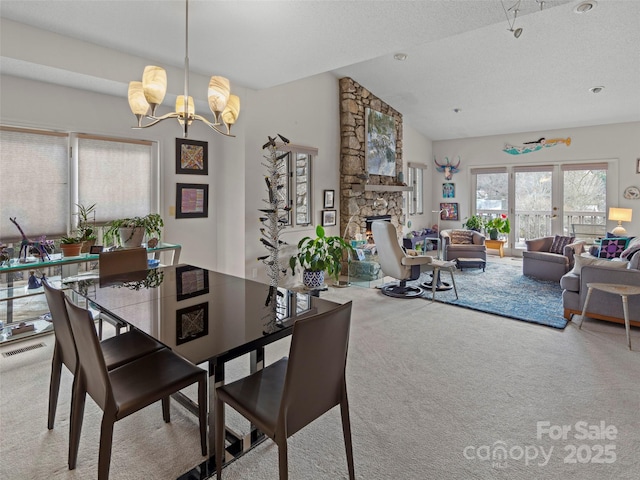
[522,236,585,282]
[440,229,486,262]
[561,254,640,327]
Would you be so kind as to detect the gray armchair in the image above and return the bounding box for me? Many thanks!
[522,236,584,282]
[440,229,487,262]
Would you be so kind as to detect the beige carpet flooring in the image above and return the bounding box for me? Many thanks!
[1,280,639,479]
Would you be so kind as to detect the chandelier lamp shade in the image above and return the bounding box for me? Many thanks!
[127,0,240,138]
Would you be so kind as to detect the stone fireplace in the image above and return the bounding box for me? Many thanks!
[339,77,411,243]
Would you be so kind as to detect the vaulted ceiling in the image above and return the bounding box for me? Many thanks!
[1,0,639,140]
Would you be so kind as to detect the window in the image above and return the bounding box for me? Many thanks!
[408,162,427,215]
[278,144,316,226]
[0,126,157,242]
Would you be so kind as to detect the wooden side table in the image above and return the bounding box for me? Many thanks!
[579,282,640,350]
[485,239,506,258]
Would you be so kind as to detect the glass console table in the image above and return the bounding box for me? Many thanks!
[0,243,181,344]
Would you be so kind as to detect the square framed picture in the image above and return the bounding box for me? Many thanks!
[176,138,208,175]
[323,189,335,208]
[443,182,455,198]
[176,183,209,218]
[176,265,210,301]
[440,202,459,221]
[176,302,208,345]
[322,209,337,227]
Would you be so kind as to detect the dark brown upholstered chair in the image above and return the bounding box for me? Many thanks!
[97,247,148,338]
[43,279,164,435]
[64,298,207,480]
[215,301,355,480]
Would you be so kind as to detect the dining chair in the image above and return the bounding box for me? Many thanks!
[64,297,207,480]
[97,247,148,338]
[43,279,165,435]
[215,301,355,480]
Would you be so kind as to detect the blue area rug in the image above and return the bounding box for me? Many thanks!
[417,261,568,329]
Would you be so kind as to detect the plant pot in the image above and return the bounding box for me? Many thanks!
[80,238,96,253]
[302,270,325,289]
[60,243,83,257]
[489,230,499,240]
[119,227,145,247]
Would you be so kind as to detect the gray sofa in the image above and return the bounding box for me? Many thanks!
[440,229,486,262]
[522,236,585,282]
[561,256,640,327]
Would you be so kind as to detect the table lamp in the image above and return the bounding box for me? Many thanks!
[608,207,632,236]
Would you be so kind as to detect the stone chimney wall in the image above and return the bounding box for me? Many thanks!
[339,77,406,240]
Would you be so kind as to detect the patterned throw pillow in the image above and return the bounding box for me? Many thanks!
[450,230,474,244]
[598,238,629,259]
[549,235,575,254]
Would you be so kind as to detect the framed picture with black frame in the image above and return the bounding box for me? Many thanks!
[176,138,208,175]
[176,265,210,301]
[176,302,209,345]
[323,189,335,208]
[322,209,337,227]
[440,202,459,221]
[176,183,209,218]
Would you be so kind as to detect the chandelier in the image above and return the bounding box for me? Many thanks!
[127,0,240,138]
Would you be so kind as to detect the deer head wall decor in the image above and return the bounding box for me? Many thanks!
[434,156,461,180]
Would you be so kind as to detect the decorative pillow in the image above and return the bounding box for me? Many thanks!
[570,254,629,275]
[450,230,474,245]
[597,238,629,259]
[549,235,575,254]
[621,236,640,259]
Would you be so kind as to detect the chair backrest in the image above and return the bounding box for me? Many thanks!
[371,221,409,280]
[64,297,113,411]
[42,279,77,373]
[279,301,353,437]
[99,247,148,279]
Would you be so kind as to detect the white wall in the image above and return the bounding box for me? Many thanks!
[432,122,640,234]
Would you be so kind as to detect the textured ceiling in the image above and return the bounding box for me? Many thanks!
[1,0,639,140]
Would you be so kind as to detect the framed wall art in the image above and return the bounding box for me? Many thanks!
[322,209,337,227]
[176,138,208,175]
[365,107,396,177]
[443,183,455,198]
[176,183,209,218]
[323,189,335,208]
[440,202,459,221]
[176,302,209,345]
[176,265,210,301]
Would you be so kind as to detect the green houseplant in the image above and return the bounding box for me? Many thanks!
[59,235,83,257]
[484,214,510,240]
[104,213,164,248]
[75,203,97,253]
[289,225,354,288]
[463,214,483,232]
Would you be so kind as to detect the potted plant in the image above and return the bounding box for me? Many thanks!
[484,214,510,240]
[75,203,97,253]
[59,235,84,257]
[289,225,355,288]
[104,213,164,248]
[463,214,483,232]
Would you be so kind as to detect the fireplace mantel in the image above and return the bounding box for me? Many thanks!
[352,184,413,193]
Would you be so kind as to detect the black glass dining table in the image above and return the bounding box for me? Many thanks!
[64,263,342,478]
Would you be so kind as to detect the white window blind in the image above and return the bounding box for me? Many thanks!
[0,127,69,241]
[76,135,153,223]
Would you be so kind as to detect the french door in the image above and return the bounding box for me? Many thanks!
[473,163,608,256]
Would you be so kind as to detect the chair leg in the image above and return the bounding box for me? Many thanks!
[215,395,225,479]
[69,377,86,470]
[198,376,207,456]
[277,439,289,480]
[162,396,171,423]
[340,396,356,480]
[449,269,458,300]
[48,344,63,430]
[98,414,115,480]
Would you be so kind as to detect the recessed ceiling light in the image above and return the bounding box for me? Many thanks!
[574,1,597,14]
[393,53,408,61]
[589,86,604,94]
